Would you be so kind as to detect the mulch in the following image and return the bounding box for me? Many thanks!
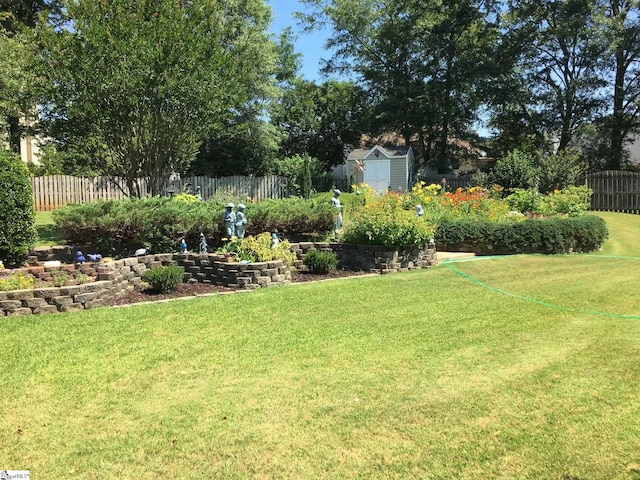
[108,269,372,307]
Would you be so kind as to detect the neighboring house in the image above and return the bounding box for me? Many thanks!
[344,145,415,193]
[627,133,640,169]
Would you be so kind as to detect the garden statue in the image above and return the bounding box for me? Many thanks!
[235,203,247,238]
[331,189,343,238]
[222,203,236,238]
[195,185,203,201]
[180,238,187,253]
[135,247,147,256]
[199,233,208,254]
[75,251,85,263]
[87,253,102,262]
[416,204,424,217]
[270,232,280,249]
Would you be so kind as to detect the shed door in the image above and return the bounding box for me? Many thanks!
[364,159,390,193]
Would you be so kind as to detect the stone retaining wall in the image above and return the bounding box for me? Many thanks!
[4,242,438,317]
[290,242,438,273]
[1,254,291,317]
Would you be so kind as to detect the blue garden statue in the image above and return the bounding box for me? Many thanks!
[235,204,247,239]
[222,203,236,238]
[75,251,85,264]
[180,238,187,253]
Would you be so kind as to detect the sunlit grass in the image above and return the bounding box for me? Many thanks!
[2,212,640,478]
[34,210,62,247]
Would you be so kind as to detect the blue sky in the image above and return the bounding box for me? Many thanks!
[267,0,333,81]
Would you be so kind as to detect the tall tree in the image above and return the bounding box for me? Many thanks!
[39,0,277,196]
[598,0,640,169]
[301,0,501,173]
[500,0,608,152]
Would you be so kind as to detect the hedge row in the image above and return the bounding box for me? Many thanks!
[54,196,335,256]
[434,215,608,254]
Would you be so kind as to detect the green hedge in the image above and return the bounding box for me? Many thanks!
[245,197,334,239]
[54,196,336,256]
[0,150,37,267]
[434,215,608,254]
[54,197,227,256]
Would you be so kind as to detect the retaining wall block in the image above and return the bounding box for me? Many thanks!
[0,292,7,301]
[7,290,34,301]
[22,298,49,309]
[52,296,73,308]
[73,292,99,304]
[123,258,139,267]
[0,300,23,310]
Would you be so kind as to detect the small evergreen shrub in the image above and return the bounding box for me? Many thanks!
[51,270,69,287]
[143,265,184,293]
[303,250,338,274]
[0,150,37,267]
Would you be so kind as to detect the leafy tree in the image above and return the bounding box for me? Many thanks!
[273,78,369,168]
[38,0,277,196]
[301,0,501,173]
[498,0,608,152]
[597,0,640,169]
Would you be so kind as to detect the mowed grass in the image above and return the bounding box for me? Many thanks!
[34,210,62,247]
[2,213,640,479]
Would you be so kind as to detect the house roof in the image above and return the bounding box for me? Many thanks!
[347,145,412,160]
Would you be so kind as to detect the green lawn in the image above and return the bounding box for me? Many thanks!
[34,210,62,247]
[3,212,640,479]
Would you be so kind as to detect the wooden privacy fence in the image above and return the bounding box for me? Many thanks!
[31,175,289,211]
[583,170,640,214]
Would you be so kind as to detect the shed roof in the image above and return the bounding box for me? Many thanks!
[347,145,411,160]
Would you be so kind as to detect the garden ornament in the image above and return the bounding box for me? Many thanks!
[135,248,147,256]
[75,251,86,263]
[87,253,102,262]
[331,189,343,238]
[415,204,425,217]
[270,232,280,249]
[223,203,236,238]
[199,233,208,254]
[235,203,247,239]
[180,238,188,253]
[195,185,203,201]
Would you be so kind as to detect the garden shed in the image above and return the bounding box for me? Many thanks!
[345,145,415,193]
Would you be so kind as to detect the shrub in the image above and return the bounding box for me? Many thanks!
[143,265,184,293]
[51,270,69,287]
[247,198,334,239]
[491,149,540,192]
[221,232,295,265]
[434,215,608,254]
[343,193,434,249]
[54,197,228,256]
[506,186,592,217]
[0,272,37,291]
[303,250,338,274]
[0,150,37,267]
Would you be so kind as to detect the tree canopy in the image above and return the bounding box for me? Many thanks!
[38,0,278,196]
